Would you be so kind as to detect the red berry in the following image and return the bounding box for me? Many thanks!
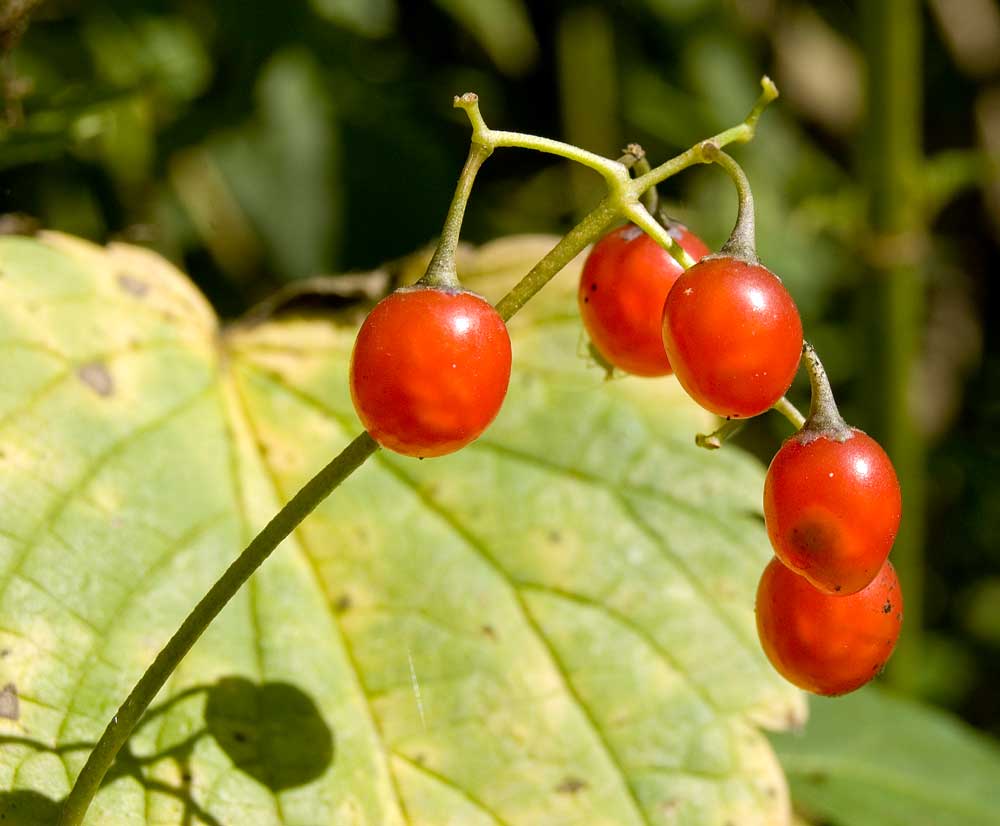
[350,287,512,457]
[756,557,902,696]
[764,429,901,595]
[660,256,803,417]
[579,223,708,377]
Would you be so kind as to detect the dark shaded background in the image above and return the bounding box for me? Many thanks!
[1,0,997,761]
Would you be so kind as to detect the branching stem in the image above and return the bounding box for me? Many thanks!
[60,79,781,826]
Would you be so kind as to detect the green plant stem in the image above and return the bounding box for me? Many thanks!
[630,76,778,196]
[861,0,924,691]
[800,343,851,440]
[696,419,745,450]
[61,82,781,826]
[624,148,658,214]
[772,395,806,430]
[58,433,379,826]
[422,140,492,288]
[700,146,758,264]
[624,202,697,268]
[494,198,619,321]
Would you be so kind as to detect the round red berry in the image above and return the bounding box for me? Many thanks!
[660,256,803,417]
[350,287,512,458]
[579,223,708,377]
[764,429,901,595]
[756,557,902,696]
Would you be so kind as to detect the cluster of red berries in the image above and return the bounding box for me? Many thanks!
[579,215,903,696]
[347,184,902,697]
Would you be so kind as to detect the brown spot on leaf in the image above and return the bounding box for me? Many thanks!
[334,594,352,613]
[0,683,19,720]
[77,363,114,397]
[0,648,9,657]
[481,624,497,640]
[555,776,587,795]
[548,530,561,543]
[117,273,149,297]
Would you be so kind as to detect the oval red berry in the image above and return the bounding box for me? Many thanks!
[350,287,512,458]
[661,256,803,417]
[756,557,902,696]
[579,223,708,377]
[764,428,901,595]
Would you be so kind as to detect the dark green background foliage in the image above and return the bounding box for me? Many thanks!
[1,0,999,823]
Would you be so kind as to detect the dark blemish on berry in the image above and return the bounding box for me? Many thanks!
[583,296,589,303]
[834,585,842,592]
[334,594,352,613]
[555,776,587,795]
[117,273,149,297]
[0,683,19,720]
[481,624,497,640]
[77,362,114,397]
[791,520,834,554]
[882,601,892,614]
[233,730,247,743]
[590,283,597,291]
[896,612,902,621]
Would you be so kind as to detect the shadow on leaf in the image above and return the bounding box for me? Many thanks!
[204,677,334,790]
[0,789,61,826]
[0,677,334,823]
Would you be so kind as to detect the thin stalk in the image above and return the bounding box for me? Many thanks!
[421,141,492,288]
[59,432,379,826]
[700,144,758,263]
[494,198,619,321]
[772,395,806,430]
[861,0,924,691]
[624,202,697,268]
[696,419,745,450]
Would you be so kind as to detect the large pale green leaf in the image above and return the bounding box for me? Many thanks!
[772,687,1000,826]
[0,232,803,825]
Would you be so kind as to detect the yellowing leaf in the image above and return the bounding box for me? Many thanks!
[0,232,802,825]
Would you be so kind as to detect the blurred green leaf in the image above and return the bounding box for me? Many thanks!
[433,0,539,76]
[82,13,211,103]
[309,0,396,37]
[207,49,339,282]
[962,577,1000,646]
[772,688,1000,826]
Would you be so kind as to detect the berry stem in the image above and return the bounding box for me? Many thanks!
[624,202,698,268]
[700,144,759,264]
[621,144,658,214]
[696,419,745,450]
[58,432,379,826]
[421,98,494,288]
[801,342,853,441]
[772,395,806,430]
